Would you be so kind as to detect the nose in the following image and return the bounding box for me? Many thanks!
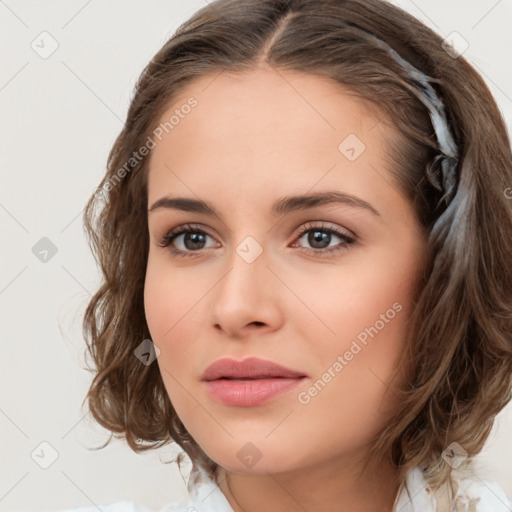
[210,243,282,339]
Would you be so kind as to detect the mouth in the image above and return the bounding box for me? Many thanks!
[201,357,308,407]
[203,376,307,407]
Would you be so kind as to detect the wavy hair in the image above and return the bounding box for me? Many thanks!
[81,0,512,491]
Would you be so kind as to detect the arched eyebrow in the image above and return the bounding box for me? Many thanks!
[148,191,381,218]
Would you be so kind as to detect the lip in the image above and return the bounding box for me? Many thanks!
[201,356,307,381]
[201,357,308,407]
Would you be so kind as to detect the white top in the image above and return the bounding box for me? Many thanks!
[60,463,512,512]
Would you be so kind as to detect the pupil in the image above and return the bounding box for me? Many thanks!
[185,232,205,250]
[309,230,330,249]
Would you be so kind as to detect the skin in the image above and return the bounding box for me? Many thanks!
[144,65,428,512]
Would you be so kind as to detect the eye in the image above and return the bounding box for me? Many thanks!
[291,221,355,256]
[157,223,219,258]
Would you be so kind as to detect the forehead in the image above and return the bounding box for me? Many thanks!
[146,67,398,210]
[152,66,376,147]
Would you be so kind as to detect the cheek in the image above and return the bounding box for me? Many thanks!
[143,256,214,390]
[143,266,196,416]
[295,246,420,403]
[290,268,417,449]
[143,254,208,343]
[295,247,419,347]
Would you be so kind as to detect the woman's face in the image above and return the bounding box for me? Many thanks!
[144,66,428,475]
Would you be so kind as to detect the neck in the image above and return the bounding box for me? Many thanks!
[215,454,402,512]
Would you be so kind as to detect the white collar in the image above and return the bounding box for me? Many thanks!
[181,464,511,512]
[393,466,436,512]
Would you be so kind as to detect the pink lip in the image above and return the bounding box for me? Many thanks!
[204,377,305,406]
[201,356,307,381]
[201,357,308,407]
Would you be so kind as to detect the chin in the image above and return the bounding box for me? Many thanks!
[200,440,309,476]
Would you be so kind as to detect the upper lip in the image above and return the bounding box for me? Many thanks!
[201,357,308,381]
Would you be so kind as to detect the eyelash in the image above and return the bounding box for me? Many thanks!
[157,222,356,258]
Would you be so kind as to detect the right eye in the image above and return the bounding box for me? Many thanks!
[157,223,220,257]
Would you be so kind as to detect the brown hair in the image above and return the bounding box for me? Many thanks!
[81,0,512,491]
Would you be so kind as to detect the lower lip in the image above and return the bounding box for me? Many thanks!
[204,377,306,407]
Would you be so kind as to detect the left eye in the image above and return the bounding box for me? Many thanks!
[292,222,355,255]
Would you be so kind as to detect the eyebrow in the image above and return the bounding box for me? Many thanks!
[148,191,381,219]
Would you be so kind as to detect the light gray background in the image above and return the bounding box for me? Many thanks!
[1,1,511,511]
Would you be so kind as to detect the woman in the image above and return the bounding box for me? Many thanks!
[64,0,512,510]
